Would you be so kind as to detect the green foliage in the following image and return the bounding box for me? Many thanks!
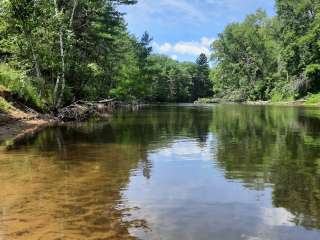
[3,0,320,107]
[211,10,279,101]
[305,93,320,105]
[271,93,285,102]
[145,55,197,102]
[0,97,12,111]
[211,2,320,102]
[271,93,294,102]
[1,0,215,107]
[0,85,9,92]
[192,54,212,101]
[194,98,219,104]
[0,0,142,109]
[0,64,46,109]
[0,0,218,108]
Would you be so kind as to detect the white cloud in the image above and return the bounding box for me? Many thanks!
[201,37,215,47]
[153,37,215,57]
[171,55,178,60]
[159,43,172,52]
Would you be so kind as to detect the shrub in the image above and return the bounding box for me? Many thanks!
[270,82,295,102]
[194,98,220,104]
[0,64,46,110]
[0,97,12,112]
[305,93,320,105]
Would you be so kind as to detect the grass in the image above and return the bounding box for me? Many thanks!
[305,93,320,105]
[0,85,9,92]
[271,92,294,102]
[0,64,46,110]
[271,93,283,102]
[0,97,12,112]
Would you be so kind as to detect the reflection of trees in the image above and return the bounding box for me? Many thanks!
[210,105,320,229]
[1,105,214,239]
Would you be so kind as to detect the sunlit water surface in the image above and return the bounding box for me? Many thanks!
[1,104,320,240]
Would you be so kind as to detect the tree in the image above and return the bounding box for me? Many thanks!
[276,0,320,96]
[0,0,139,108]
[192,53,212,100]
[211,10,279,101]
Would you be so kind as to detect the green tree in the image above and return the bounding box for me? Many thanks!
[0,0,138,108]
[276,0,320,96]
[192,53,212,100]
[211,10,279,101]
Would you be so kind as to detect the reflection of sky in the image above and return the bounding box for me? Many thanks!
[150,134,216,162]
[121,135,320,240]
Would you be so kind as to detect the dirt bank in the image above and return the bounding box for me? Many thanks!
[0,107,57,144]
[0,118,58,144]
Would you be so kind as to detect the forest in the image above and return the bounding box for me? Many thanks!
[0,0,320,112]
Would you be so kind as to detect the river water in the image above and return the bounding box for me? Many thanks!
[1,104,320,240]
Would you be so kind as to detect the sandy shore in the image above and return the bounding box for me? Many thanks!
[0,118,57,143]
[0,106,58,144]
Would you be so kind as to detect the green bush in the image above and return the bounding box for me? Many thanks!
[271,92,284,102]
[0,97,12,112]
[305,93,320,105]
[194,98,220,104]
[0,64,46,110]
[270,82,295,102]
[271,93,294,102]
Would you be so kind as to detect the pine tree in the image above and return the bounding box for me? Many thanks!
[192,53,212,100]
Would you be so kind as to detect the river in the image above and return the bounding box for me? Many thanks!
[1,104,320,240]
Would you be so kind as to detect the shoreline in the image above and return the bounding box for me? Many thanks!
[196,98,320,107]
[0,117,58,145]
[0,98,123,144]
[1,100,320,144]
[244,100,320,107]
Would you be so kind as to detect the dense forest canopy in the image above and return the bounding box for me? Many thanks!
[211,0,320,102]
[0,0,320,111]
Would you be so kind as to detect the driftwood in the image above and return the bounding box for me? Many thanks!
[57,99,118,121]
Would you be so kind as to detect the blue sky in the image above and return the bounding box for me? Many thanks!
[120,0,275,62]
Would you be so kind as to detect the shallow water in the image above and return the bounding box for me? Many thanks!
[1,104,320,240]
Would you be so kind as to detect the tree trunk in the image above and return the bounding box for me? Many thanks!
[53,0,66,108]
[69,0,78,27]
[31,46,41,79]
[57,30,66,108]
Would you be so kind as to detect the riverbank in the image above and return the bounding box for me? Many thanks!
[245,100,320,107]
[0,106,57,144]
[0,98,143,144]
[0,118,57,144]
[2,98,319,144]
[195,97,320,107]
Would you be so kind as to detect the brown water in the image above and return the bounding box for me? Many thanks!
[1,104,320,240]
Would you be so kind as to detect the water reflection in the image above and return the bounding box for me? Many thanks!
[0,104,320,239]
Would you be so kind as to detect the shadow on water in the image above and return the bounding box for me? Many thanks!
[1,104,320,239]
